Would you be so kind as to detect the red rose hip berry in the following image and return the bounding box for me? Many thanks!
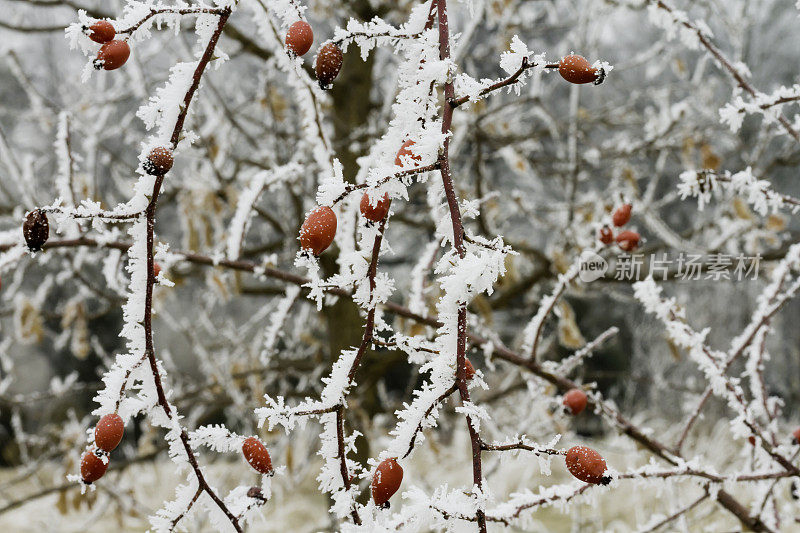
[598,226,614,245]
[286,20,314,57]
[143,147,174,176]
[464,359,476,381]
[81,449,109,484]
[360,192,391,222]
[94,413,124,452]
[315,43,343,88]
[563,388,588,415]
[23,209,49,252]
[616,230,640,252]
[565,445,609,485]
[87,21,116,43]
[94,40,130,71]
[612,204,632,227]
[242,437,274,475]
[371,457,403,507]
[300,206,337,256]
[559,54,601,85]
[395,140,422,168]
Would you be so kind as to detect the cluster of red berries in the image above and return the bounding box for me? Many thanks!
[23,209,50,252]
[598,203,640,252]
[559,54,605,86]
[299,141,422,256]
[86,20,130,71]
[80,413,125,484]
[282,19,343,89]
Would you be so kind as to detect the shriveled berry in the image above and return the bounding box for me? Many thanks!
[598,226,614,245]
[88,21,116,43]
[395,140,422,168]
[94,40,130,71]
[242,437,273,475]
[565,445,608,485]
[143,147,173,176]
[23,209,49,252]
[299,206,337,256]
[94,413,124,452]
[315,43,343,88]
[612,204,632,227]
[360,192,391,222]
[81,449,109,484]
[286,20,314,57]
[371,457,403,507]
[247,486,266,502]
[616,230,640,252]
[793,428,800,444]
[559,54,600,85]
[563,388,587,415]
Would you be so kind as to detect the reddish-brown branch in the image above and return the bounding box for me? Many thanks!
[480,441,564,455]
[331,163,439,205]
[137,9,241,532]
[451,60,559,108]
[403,383,458,459]
[435,1,487,531]
[116,7,228,35]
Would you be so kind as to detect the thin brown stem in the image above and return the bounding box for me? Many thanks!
[436,1,486,531]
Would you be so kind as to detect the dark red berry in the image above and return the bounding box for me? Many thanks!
[88,21,115,43]
[23,209,49,252]
[748,436,757,446]
[360,192,391,222]
[94,413,124,452]
[81,449,109,484]
[242,437,273,475]
[286,20,314,57]
[616,230,640,252]
[371,457,403,507]
[563,388,587,415]
[793,428,800,444]
[395,140,422,168]
[300,206,337,256]
[612,204,632,227]
[94,40,130,71]
[143,147,173,176]
[565,445,608,485]
[598,226,614,245]
[559,54,600,85]
[315,43,343,88]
